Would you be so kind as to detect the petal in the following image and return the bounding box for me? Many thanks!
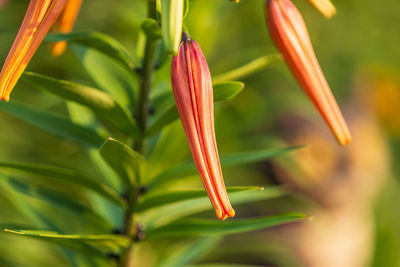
[0,0,67,101]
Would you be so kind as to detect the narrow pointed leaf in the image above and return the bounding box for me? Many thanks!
[4,229,130,254]
[213,54,282,82]
[0,161,125,207]
[141,186,286,228]
[22,72,138,136]
[188,265,262,267]
[145,213,307,239]
[75,47,137,108]
[158,237,221,267]
[136,186,262,213]
[146,81,244,137]
[99,138,143,186]
[147,146,302,189]
[45,32,136,71]
[0,101,104,147]
[8,179,112,232]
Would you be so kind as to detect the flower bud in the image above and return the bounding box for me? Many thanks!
[306,0,336,18]
[50,0,83,57]
[266,0,351,145]
[161,0,184,55]
[0,0,67,102]
[171,33,235,220]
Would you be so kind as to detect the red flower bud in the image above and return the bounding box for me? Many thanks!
[266,0,351,145]
[0,0,67,102]
[171,34,235,220]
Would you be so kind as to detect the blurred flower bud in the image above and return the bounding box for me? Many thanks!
[171,33,235,220]
[0,0,67,102]
[306,0,336,18]
[266,0,351,145]
[50,0,83,57]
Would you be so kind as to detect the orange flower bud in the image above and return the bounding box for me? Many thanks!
[266,0,351,145]
[171,33,235,220]
[50,0,83,57]
[0,0,67,102]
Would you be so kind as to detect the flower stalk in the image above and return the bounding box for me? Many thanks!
[266,0,351,145]
[171,32,235,220]
[0,0,67,102]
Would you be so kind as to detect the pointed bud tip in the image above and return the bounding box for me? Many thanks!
[0,96,10,102]
[181,32,191,42]
[338,134,352,146]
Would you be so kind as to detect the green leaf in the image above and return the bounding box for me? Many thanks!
[213,81,245,101]
[188,265,262,267]
[75,47,137,108]
[4,229,130,255]
[145,213,307,240]
[99,138,144,187]
[0,161,125,207]
[183,0,190,19]
[147,146,302,189]
[146,81,244,137]
[158,237,221,267]
[136,186,262,213]
[140,186,286,228]
[161,0,184,54]
[213,54,282,82]
[22,72,138,136]
[7,179,113,233]
[0,101,104,147]
[141,18,162,40]
[45,32,136,71]
[146,104,179,137]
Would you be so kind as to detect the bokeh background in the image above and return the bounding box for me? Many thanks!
[0,0,399,266]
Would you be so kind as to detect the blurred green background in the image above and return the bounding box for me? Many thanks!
[0,0,400,266]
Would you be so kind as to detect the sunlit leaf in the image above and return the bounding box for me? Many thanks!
[158,237,222,267]
[46,32,136,71]
[4,229,130,255]
[22,72,138,136]
[188,265,262,267]
[145,213,307,239]
[136,186,262,213]
[140,186,286,228]
[146,81,244,137]
[0,101,104,147]
[7,179,112,233]
[99,138,143,188]
[0,162,125,207]
[147,146,302,189]
[213,81,245,101]
[213,54,282,82]
[74,47,137,108]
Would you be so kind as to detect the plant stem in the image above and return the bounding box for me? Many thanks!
[135,0,158,153]
[120,1,157,266]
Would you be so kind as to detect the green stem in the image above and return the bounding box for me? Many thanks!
[120,1,157,266]
[135,0,158,153]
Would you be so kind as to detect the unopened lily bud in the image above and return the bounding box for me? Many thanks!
[171,33,235,220]
[266,0,351,145]
[0,0,67,102]
[161,0,184,55]
[306,0,336,18]
[50,0,83,57]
